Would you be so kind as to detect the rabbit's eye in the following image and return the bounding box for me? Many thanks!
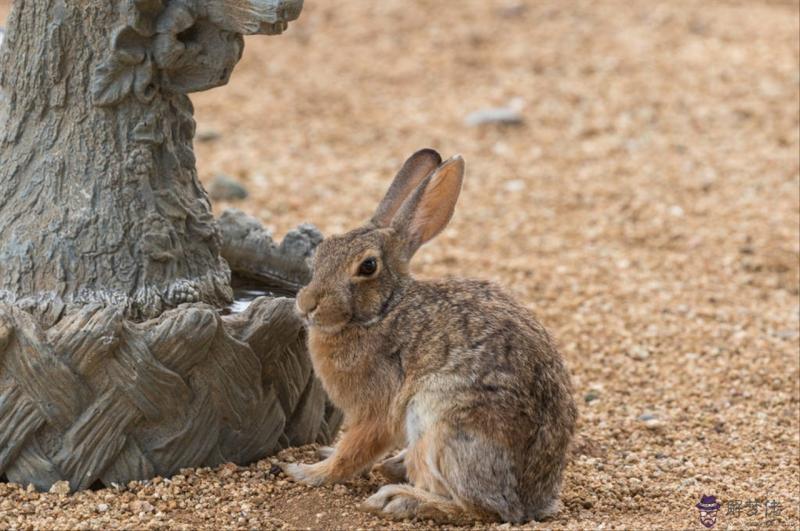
[357,257,378,276]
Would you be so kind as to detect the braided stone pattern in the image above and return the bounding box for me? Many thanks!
[0,296,342,491]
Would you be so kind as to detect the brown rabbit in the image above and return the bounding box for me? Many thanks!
[283,149,577,524]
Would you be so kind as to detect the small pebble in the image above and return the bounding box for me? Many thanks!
[464,106,524,126]
[498,2,527,18]
[130,500,155,513]
[209,175,249,201]
[668,205,685,217]
[628,346,650,360]
[503,179,526,192]
[644,418,665,431]
[584,390,600,403]
[774,329,798,339]
[196,129,221,142]
[48,481,70,495]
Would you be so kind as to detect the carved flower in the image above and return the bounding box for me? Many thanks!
[92,23,159,106]
[140,213,176,262]
[125,146,155,182]
[130,0,165,37]
[132,110,165,145]
[165,279,201,305]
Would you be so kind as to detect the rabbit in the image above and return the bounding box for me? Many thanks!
[283,149,577,524]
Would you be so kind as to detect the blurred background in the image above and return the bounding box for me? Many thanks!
[1,1,798,528]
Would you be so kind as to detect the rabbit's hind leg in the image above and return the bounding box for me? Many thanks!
[361,483,465,523]
[363,425,463,521]
[437,426,528,524]
[363,426,498,524]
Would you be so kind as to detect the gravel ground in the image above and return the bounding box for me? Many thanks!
[1,0,798,529]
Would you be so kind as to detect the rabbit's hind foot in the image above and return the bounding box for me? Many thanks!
[361,483,468,524]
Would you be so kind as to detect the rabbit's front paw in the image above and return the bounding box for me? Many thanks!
[280,461,328,486]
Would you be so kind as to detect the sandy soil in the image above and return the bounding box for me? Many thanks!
[1,0,798,529]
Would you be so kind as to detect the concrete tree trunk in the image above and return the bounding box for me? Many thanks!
[0,0,340,491]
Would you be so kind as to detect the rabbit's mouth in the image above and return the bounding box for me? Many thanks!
[309,321,348,335]
[305,310,352,335]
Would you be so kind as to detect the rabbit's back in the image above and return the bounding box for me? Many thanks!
[391,279,577,521]
[394,278,574,420]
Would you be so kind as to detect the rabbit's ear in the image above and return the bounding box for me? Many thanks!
[392,155,465,258]
[372,149,442,227]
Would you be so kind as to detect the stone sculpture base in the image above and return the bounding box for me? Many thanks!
[0,210,340,491]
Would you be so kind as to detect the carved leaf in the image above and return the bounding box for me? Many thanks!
[0,314,12,353]
[54,390,137,490]
[104,321,191,422]
[100,439,156,486]
[134,0,164,16]
[203,320,263,430]
[0,387,45,474]
[2,306,84,430]
[147,386,222,476]
[132,109,164,144]
[111,27,147,65]
[0,295,341,491]
[206,0,284,34]
[152,33,184,69]
[46,305,123,377]
[155,2,195,34]
[92,57,135,107]
[130,10,156,38]
[133,59,157,103]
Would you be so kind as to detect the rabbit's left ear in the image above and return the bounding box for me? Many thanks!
[372,149,442,227]
[392,155,465,258]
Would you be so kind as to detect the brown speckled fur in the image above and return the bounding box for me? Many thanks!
[283,150,577,524]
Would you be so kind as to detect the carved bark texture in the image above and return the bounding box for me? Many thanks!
[0,295,341,491]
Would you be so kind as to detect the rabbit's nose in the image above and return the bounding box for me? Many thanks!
[296,290,318,317]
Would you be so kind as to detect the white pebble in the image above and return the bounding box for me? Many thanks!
[504,179,526,192]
